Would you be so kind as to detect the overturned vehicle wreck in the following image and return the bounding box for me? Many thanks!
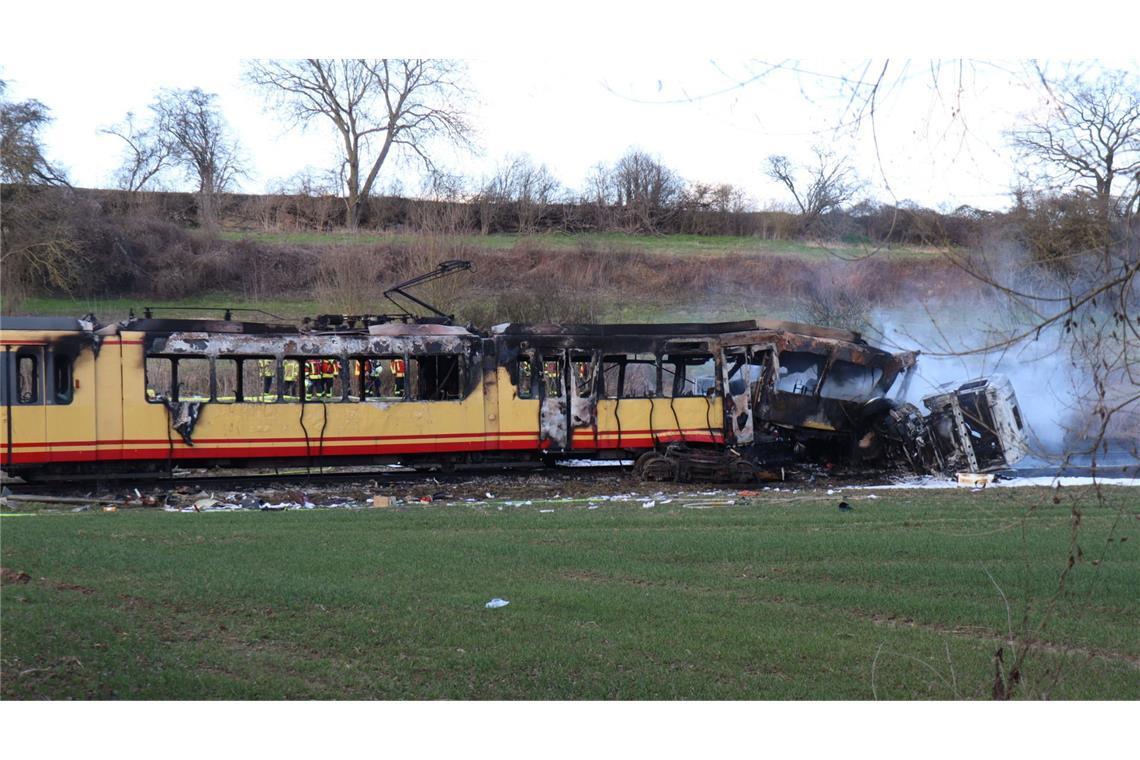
[1,309,1028,482]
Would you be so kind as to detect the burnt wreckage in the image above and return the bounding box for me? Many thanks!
[1,261,1028,481]
[489,319,1028,480]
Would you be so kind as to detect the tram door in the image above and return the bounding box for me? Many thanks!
[536,349,599,452]
[720,345,774,446]
[537,351,569,450]
[1,346,47,467]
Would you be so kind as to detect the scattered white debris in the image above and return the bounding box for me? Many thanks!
[854,475,1140,490]
[485,598,510,609]
[642,500,656,509]
[539,509,555,513]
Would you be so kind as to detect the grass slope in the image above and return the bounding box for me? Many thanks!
[2,487,1135,700]
[218,230,940,259]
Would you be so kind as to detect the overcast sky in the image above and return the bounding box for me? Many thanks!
[3,3,1137,212]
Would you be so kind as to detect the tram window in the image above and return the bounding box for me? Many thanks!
[302,358,346,401]
[16,355,39,404]
[241,357,279,402]
[176,357,211,402]
[355,356,406,401]
[516,357,535,399]
[724,352,765,397]
[409,355,461,401]
[776,351,825,396]
[541,356,563,398]
[819,360,883,401]
[663,354,715,398]
[145,357,172,402]
[571,355,594,397]
[282,360,301,400]
[216,358,240,403]
[600,357,622,399]
[621,355,657,399]
[52,355,73,405]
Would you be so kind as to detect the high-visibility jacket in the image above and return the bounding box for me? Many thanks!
[306,360,320,379]
[392,358,406,378]
[283,361,299,382]
[258,359,275,378]
[320,359,336,379]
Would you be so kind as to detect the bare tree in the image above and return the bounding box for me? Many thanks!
[149,88,243,232]
[1010,66,1140,220]
[1,81,69,187]
[765,147,862,234]
[478,154,563,233]
[611,149,682,232]
[244,59,473,230]
[0,81,81,307]
[102,112,174,193]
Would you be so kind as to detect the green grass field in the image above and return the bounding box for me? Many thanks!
[218,230,942,259]
[2,486,1136,700]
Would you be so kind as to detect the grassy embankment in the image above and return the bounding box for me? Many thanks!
[14,231,945,324]
[2,486,1135,700]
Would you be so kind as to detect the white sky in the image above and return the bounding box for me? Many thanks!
[2,3,1138,212]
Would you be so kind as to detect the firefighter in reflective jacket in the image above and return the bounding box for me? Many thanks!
[258,358,275,399]
[305,359,320,398]
[320,359,337,397]
[391,358,406,397]
[283,359,299,398]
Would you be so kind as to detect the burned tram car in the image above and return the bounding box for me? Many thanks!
[1,314,1027,480]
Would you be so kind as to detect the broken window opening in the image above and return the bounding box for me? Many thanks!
[145,357,172,402]
[542,355,563,398]
[215,358,240,403]
[409,355,462,401]
[571,354,594,397]
[16,354,39,405]
[51,353,73,405]
[776,351,825,396]
[241,356,279,402]
[664,354,716,398]
[353,357,404,401]
[598,354,658,399]
[819,360,884,402]
[620,354,657,399]
[724,353,763,398]
[516,356,536,399]
[175,357,211,403]
[302,357,347,402]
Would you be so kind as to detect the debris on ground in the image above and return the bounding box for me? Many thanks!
[1,568,32,585]
[957,472,995,488]
[485,598,510,609]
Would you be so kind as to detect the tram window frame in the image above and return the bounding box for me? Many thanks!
[541,355,563,399]
[215,357,241,404]
[50,352,74,405]
[145,356,173,402]
[352,356,408,402]
[516,356,536,399]
[598,354,659,399]
[242,356,281,403]
[300,357,348,402]
[16,353,40,405]
[175,357,212,403]
[662,353,716,398]
[776,351,826,396]
[570,354,594,397]
[408,354,463,401]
